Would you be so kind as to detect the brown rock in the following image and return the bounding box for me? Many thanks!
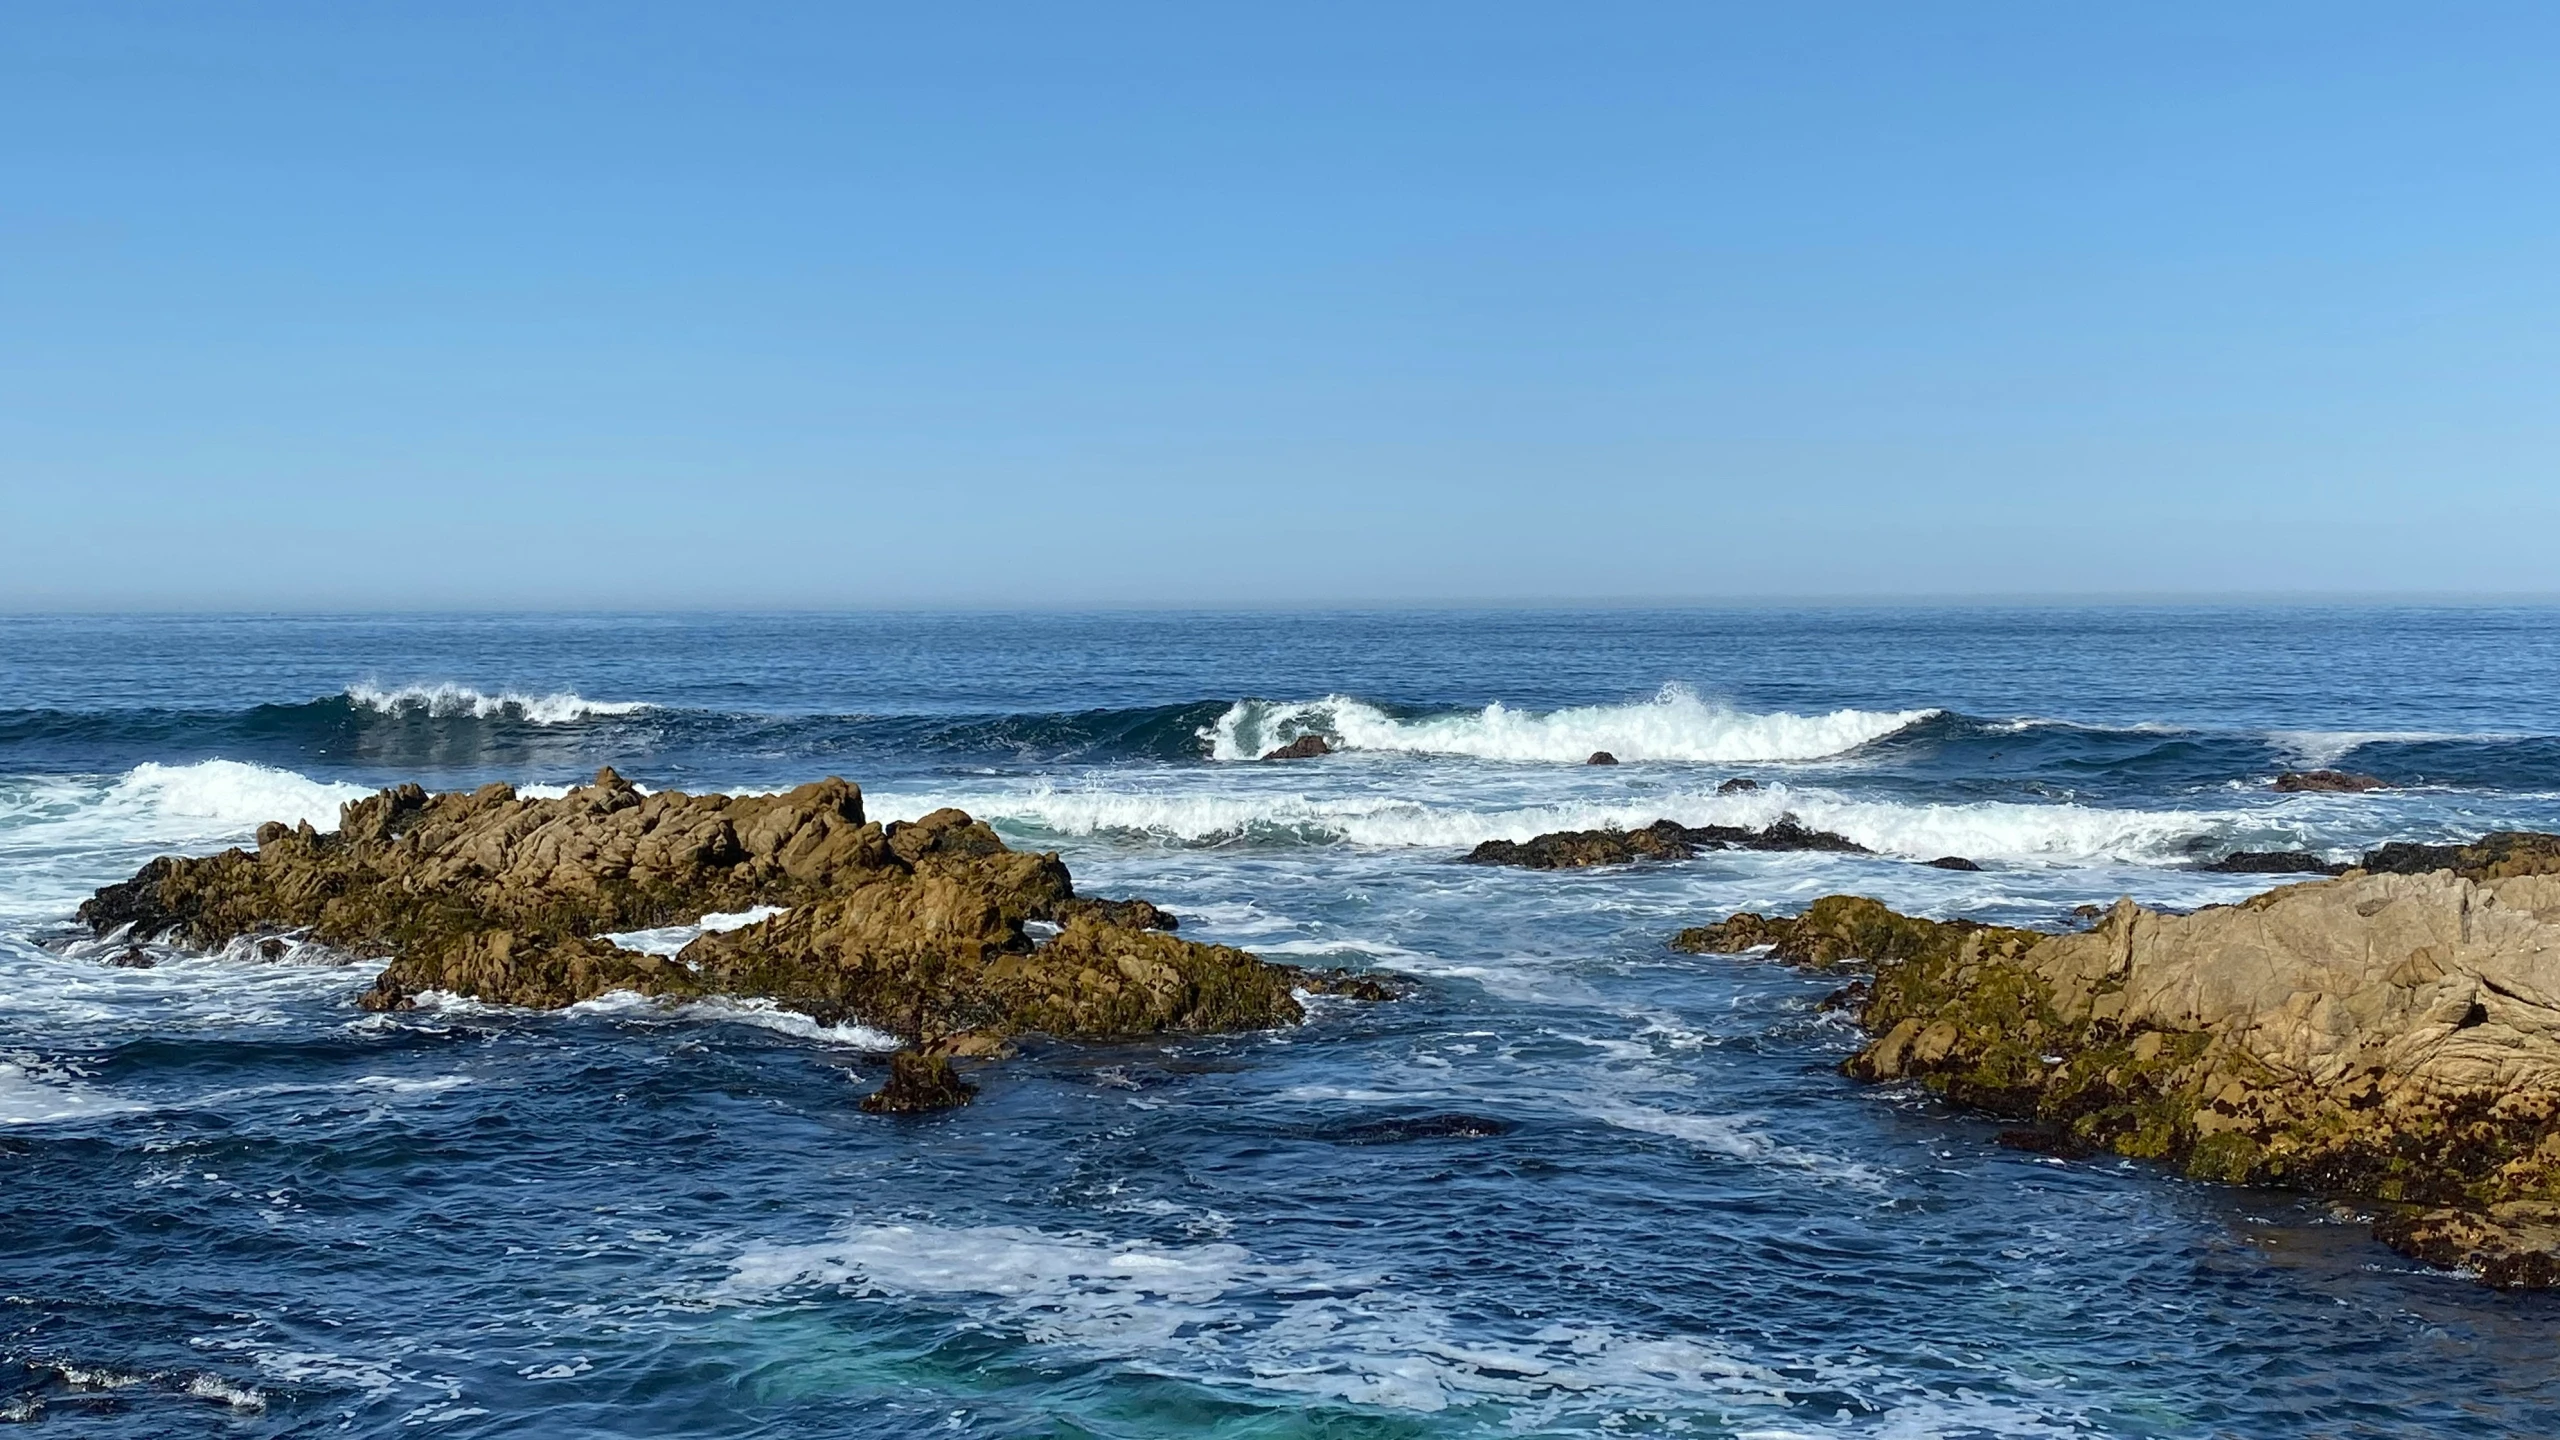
[1666,828,2560,1287]
[2374,1203,2560,1288]
[2273,769,2386,793]
[1716,777,1762,794]
[75,771,1393,1095]
[860,1050,978,1114]
[1261,734,1333,760]
[2197,850,2348,875]
[1466,815,1866,869]
[1585,751,1618,766]
[1923,856,1982,871]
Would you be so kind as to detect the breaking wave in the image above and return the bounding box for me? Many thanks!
[344,683,650,725]
[876,780,2271,865]
[1202,686,1936,764]
[0,760,370,848]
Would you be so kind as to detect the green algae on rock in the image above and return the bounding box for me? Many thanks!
[1672,833,2560,1288]
[78,768,1375,1110]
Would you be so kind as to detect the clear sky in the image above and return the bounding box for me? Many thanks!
[3,3,2555,609]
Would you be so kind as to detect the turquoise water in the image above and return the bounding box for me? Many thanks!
[4,607,2558,1436]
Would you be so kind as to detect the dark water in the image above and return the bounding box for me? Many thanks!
[3,607,2558,1436]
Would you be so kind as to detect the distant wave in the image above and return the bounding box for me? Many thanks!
[1200,686,1938,764]
[343,683,651,725]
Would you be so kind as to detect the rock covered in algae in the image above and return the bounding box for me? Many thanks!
[1465,816,1866,869]
[2273,768,2387,793]
[1671,832,2560,1287]
[78,769,1367,1109]
[860,1051,979,1115]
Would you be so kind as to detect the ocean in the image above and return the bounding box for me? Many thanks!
[4,606,2558,1437]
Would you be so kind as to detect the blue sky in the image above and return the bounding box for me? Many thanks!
[3,3,2555,608]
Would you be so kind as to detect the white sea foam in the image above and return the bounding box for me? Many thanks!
[57,760,369,840]
[1581,1099,1887,1189]
[599,906,787,958]
[717,1221,1800,1414]
[0,761,374,921]
[420,987,896,1050]
[2265,729,2518,768]
[345,683,650,725]
[1202,685,1934,764]
[714,1220,2087,1429]
[0,1058,143,1126]
[882,780,2255,865]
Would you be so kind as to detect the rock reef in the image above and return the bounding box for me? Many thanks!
[2274,769,2387,793]
[1465,817,1866,869]
[1672,832,2560,1286]
[79,769,1380,1109]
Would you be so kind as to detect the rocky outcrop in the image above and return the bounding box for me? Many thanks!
[1262,735,1333,760]
[2198,850,2348,875]
[1465,816,1867,869]
[1586,751,1618,766]
[861,1051,979,1115]
[1671,831,2560,1286]
[1717,778,1762,794]
[78,770,1377,1110]
[1924,856,1983,871]
[2274,769,2386,793]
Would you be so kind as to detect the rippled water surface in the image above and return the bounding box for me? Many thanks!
[5,607,2560,1436]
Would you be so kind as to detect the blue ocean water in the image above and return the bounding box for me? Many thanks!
[4,606,2559,1437]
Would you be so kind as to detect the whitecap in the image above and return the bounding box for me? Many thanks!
[344,682,649,725]
[870,779,2261,866]
[1200,685,1934,764]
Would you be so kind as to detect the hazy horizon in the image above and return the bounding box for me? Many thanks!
[6,4,2556,609]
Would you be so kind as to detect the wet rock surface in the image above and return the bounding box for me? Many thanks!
[860,1051,979,1115]
[2197,849,2348,875]
[1260,735,1333,760]
[2274,768,2387,792]
[1671,832,2560,1287]
[1465,816,1867,869]
[78,769,1377,1110]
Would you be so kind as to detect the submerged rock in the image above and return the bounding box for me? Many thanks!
[1668,831,2560,1286]
[1924,856,1983,872]
[78,770,1381,1109]
[2273,769,2387,793]
[1464,816,1867,869]
[1716,777,1762,794]
[1261,735,1333,760]
[1319,1112,1514,1144]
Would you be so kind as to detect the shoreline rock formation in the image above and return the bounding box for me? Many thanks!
[78,769,1390,1110]
[1465,816,1867,869]
[1672,831,2560,1287]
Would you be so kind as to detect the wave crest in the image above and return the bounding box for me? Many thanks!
[344,683,649,726]
[1201,686,1935,764]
